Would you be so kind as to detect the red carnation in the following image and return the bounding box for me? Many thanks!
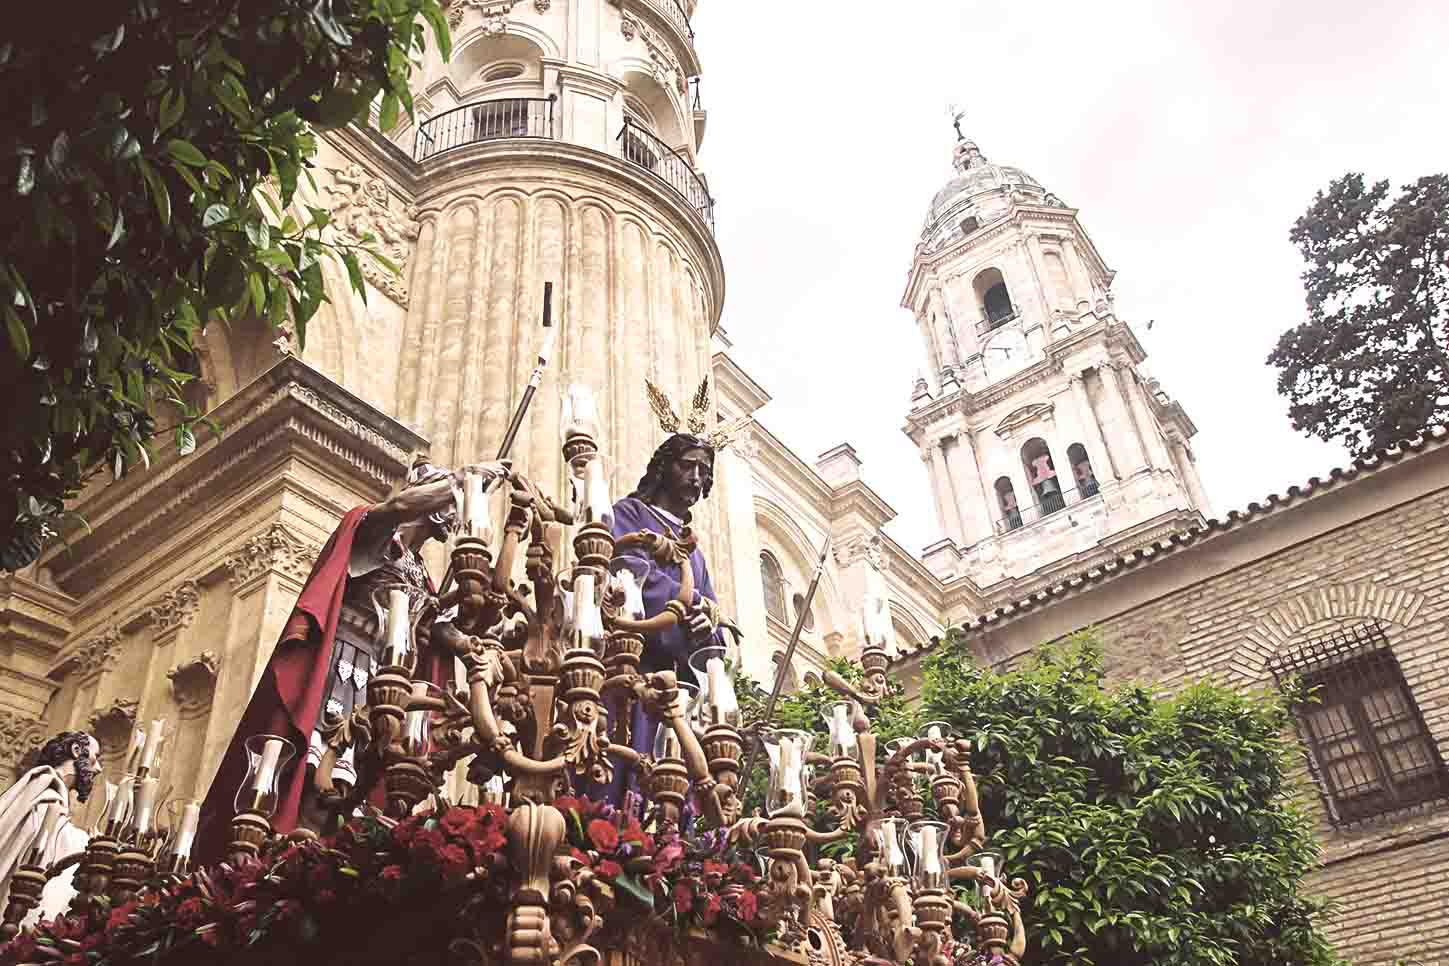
[672,882,694,915]
[381,864,404,882]
[410,828,446,864]
[553,796,581,814]
[735,890,759,922]
[474,824,507,855]
[597,859,623,879]
[587,819,620,852]
[702,860,728,882]
[654,841,684,874]
[392,821,417,847]
[175,897,207,928]
[702,894,722,925]
[439,844,471,880]
[441,807,475,837]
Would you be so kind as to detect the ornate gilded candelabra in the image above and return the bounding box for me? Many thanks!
[22,382,1028,966]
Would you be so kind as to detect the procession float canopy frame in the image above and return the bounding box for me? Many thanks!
[2,327,1028,966]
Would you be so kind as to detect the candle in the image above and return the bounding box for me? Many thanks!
[705,657,738,725]
[107,777,134,831]
[463,470,486,537]
[563,384,600,440]
[386,587,410,660]
[131,777,159,836]
[252,737,285,797]
[573,571,606,649]
[613,569,645,620]
[921,824,940,876]
[141,718,165,770]
[126,726,146,772]
[585,456,612,526]
[829,702,857,758]
[172,802,201,858]
[653,722,682,760]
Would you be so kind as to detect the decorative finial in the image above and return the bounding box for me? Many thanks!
[949,103,966,142]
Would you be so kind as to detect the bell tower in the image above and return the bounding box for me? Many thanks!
[902,128,1210,586]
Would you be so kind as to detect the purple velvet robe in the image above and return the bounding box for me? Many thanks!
[603,496,720,807]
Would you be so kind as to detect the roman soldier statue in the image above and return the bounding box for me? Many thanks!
[196,456,509,859]
[0,731,100,925]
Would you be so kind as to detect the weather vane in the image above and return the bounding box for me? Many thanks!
[949,103,966,141]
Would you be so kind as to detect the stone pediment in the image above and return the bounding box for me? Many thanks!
[994,401,1054,438]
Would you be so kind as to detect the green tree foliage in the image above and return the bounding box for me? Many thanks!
[916,632,1340,966]
[1270,172,1449,455]
[0,0,451,570]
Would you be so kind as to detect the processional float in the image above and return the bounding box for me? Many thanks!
[2,289,1028,966]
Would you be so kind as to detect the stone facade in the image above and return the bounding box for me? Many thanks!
[892,427,1449,965]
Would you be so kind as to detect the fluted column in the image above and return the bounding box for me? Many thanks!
[1069,373,1116,482]
[1097,364,1148,476]
[1127,373,1175,470]
[925,446,964,545]
[1171,436,1212,515]
[944,430,988,546]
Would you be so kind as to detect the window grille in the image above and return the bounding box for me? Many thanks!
[760,553,787,624]
[1267,620,1449,826]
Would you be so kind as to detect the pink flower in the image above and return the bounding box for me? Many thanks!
[654,841,684,874]
[381,864,404,882]
[672,882,694,915]
[735,890,759,922]
[702,894,721,925]
[597,859,623,879]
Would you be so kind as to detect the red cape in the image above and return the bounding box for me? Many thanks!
[195,508,449,863]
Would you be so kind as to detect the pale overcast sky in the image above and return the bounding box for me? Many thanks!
[691,0,1449,553]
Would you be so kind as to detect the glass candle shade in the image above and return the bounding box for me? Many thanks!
[652,683,698,759]
[919,721,952,774]
[562,383,601,441]
[234,734,296,817]
[568,451,613,528]
[163,800,201,861]
[565,566,609,654]
[871,817,910,878]
[369,584,422,671]
[129,776,160,838]
[402,682,443,759]
[763,729,813,817]
[139,718,166,772]
[906,820,950,891]
[456,467,493,541]
[966,850,1004,890]
[608,556,652,621]
[826,702,859,760]
[105,777,135,834]
[688,646,740,728]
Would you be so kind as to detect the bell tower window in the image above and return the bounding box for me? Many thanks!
[1068,443,1098,498]
[1021,438,1064,515]
[973,268,1015,330]
[994,476,1022,532]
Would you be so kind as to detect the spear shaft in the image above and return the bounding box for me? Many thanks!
[738,534,832,791]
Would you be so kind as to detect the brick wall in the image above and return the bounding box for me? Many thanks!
[1088,488,1449,965]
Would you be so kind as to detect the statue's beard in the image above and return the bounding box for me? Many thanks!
[73,757,98,803]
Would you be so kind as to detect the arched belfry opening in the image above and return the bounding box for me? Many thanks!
[994,476,1022,532]
[1068,443,1099,498]
[1021,437,1064,515]
[974,268,1014,329]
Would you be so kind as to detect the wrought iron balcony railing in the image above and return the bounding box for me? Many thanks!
[996,480,1100,534]
[414,96,557,161]
[617,117,715,231]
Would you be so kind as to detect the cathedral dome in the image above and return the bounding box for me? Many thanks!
[922,139,1056,242]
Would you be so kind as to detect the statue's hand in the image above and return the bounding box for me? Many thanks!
[456,459,512,488]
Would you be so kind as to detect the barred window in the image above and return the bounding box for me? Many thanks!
[1268,620,1449,826]
[760,552,787,624]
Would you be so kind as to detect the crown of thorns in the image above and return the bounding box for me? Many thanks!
[645,377,752,451]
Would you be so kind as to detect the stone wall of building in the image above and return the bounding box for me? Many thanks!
[893,428,1449,965]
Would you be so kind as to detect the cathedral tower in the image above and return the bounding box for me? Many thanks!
[902,131,1210,586]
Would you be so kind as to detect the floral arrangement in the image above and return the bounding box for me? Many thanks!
[1,798,772,966]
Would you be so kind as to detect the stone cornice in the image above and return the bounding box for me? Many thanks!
[0,573,75,657]
[323,123,421,200]
[749,422,836,510]
[614,0,701,78]
[43,359,424,599]
[828,481,897,532]
[413,140,724,331]
[711,352,772,417]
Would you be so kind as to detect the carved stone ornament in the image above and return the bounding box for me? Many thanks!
[89,699,140,760]
[149,580,201,635]
[72,626,122,679]
[534,0,550,10]
[322,164,419,305]
[620,14,636,40]
[447,0,519,26]
[619,14,689,94]
[168,651,222,717]
[0,712,47,776]
[224,524,320,590]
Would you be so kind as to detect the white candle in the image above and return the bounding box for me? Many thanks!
[614,569,645,620]
[253,737,285,796]
[573,572,605,647]
[386,588,410,659]
[172,802,201,858]
[705,657,738,725]
[141,718,165,770]
[464,470,485,536]
[585,458,612,526]
[131,777,159,835]
[921,824,940,876]
[107,777,134,829]
[781,735,802,805]
[979,854,996,877]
